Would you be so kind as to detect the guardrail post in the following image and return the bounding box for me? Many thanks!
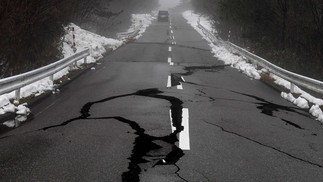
[84,56,87,64]
[290,83,295,93]
[49,75,54,83]
[15,89,21,101]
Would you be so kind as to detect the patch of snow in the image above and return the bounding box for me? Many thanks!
[310,105,323,123]
[63,23,123,68]
[3,103,15,113]
[3,120,15,128]
[16,104,30,115]
[2,115,28,128]
[183,10,323,123]
[270,74,323,106]
[183,10,260,80]
[131,14,156,40]
[1,13,154,117]
[281,92,295,102]
[293,97,309,109]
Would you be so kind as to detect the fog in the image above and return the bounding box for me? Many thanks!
[158,0,181,10]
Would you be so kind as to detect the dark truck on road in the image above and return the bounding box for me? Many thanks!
[158,10,169,22]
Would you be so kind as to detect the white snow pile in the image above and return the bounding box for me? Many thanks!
[183,10,323,122]
[310,105,323,122]
[183,10,261,80]
[0,95,30,117]
[130,14,156,39]
[281,92,309,109]
[63,23,123,62]
[0,13,154,118]
[273,74,323,122]
[281,92,296,103]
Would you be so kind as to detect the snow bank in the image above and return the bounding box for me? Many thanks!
[183,10,261,80]
[272,73,323,106]
[281,92,296,103]
[293,97,309,109]
[183,10,323,122]
[0,96,30,116]
[310,105,323,123]
[130,14,156,39]
[1,13,154,118]
[64,23,122,64]
[1,25,122,118]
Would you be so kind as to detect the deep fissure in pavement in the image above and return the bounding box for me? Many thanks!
[232,91,311,130]
[171,74,184,87]
[40,88,186,182]
[130,42,211,52]
[181,65,230,76]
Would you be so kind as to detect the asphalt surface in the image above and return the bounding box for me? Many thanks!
[1,9,323,182]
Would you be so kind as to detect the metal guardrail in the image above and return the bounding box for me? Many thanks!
[227,42,323,94]
[196,22,323,95]
[0,48,90,100]
[117,25,142,40]
[197,21,218,43]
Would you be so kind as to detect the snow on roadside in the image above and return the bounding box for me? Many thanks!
[0,13,154,119]
[183,10,323,123]
[310,105,323,122]
[271,74,323,122]
[130,14,156,39]
[183,10,261,80]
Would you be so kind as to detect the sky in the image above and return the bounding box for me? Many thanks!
[158,0,182,10]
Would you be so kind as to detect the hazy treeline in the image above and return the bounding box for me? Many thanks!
[0,0,157,78]
[192,0,323,80]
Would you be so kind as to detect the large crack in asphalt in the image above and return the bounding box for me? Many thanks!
[203,120,323,168]
[173,65,309,131]
[38,88,187,182]
[130,41,211,52]
[180,65,230,76]
[172,64,310,132]
[231,91,311,131]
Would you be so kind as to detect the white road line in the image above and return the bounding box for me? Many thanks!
[169,108,190,150]
[177,83,183,90]
[170,62,174,66]
[170,26,172,29]
[167,75,171,87]
[180,108,190,150]
[171,30,174,34]
[169,47,172,52]
[181,76,185,82]
[168,57,171,63]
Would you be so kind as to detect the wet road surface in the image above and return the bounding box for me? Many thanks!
[1,9,323,182]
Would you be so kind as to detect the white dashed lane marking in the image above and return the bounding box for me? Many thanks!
[167,76,171,87]
[177,83,183,90]
[169,108,190,150]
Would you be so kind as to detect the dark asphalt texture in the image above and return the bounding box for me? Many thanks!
[1,9,323,182]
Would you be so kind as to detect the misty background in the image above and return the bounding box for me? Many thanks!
[0,0,322,81]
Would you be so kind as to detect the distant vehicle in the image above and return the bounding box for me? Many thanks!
[158,11,169,22]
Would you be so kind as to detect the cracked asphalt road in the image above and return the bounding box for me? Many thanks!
[1,9,323,182]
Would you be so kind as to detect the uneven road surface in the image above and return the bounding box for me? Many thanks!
[1,10,323,182]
